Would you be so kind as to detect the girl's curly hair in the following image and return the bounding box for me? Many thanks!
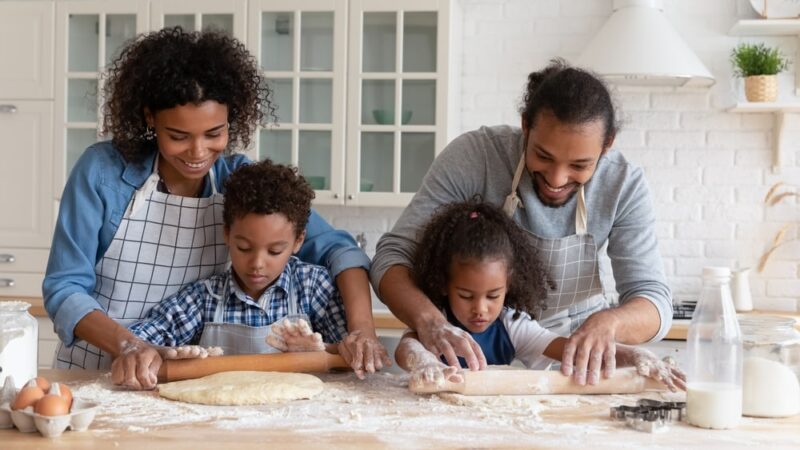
[102,26,273,163]
[412,199,554,319]
[223,159,315,236]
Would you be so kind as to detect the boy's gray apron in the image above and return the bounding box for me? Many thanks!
[503,153,608,337]
[197,276,310,355]
[54,158,227,369]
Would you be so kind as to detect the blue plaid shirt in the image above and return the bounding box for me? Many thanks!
[129,256,347,346]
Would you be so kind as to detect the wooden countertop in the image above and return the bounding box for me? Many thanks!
[2,369,798,449]
[5,297,799,341]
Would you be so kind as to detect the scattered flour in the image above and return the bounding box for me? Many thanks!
[71,371,620,447]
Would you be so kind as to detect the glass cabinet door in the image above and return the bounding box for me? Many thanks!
[249,0,347,205]
[347,1,448,206]
[150,0,246,38]
[54,1,148,198]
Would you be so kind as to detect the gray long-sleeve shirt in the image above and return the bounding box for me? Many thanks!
[371,125,672,342]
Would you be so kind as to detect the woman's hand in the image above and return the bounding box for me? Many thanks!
[337,329,392,380]
[266,318,325,352]
[617,345,686,392]
[110,340,162,390]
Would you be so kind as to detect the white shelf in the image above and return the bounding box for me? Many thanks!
[727,102,800,173]
[729,19,800,36]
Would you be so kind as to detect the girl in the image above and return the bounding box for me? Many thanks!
[395,200,685,391]
[44,27,387,389]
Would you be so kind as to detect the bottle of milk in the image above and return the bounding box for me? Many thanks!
[686,267,743,429]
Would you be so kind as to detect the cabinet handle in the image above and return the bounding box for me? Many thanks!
[0,105,18,114]
[333,193,339,199]
[0,254,15,263]
[0,278,14,288]
[347,194,354,200]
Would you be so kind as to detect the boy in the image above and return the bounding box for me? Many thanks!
[112,160,347,386]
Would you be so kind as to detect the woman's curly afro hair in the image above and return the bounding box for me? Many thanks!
[223,159,315,236]
[102,26,272,163]
[412,199,555,319]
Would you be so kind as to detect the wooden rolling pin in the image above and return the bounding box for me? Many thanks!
[410,367,665,395]
[157,351,350,382]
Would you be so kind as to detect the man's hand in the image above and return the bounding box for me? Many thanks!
[267,318,325,352]
[561,310,619,385]
[337,329,392,380]
[416,318,486,371]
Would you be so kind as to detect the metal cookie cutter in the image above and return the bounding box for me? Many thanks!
[610,399,686,433]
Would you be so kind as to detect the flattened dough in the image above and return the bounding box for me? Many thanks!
[158,371,324,405]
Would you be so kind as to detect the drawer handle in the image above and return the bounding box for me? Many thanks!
[0,104,18,114]
[0,254,15,263]
[0,278,14,287]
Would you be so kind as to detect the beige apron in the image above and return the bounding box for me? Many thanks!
[503,153,608,336]
[55,159,227,369]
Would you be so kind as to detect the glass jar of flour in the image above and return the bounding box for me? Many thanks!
[0,301,38,389]
[739,315,800,418]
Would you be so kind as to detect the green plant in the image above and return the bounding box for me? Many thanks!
[731,43,790,77]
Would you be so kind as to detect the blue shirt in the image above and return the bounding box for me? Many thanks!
[44,141,370,346]
[445,307,515,367]
[129,257,347,346]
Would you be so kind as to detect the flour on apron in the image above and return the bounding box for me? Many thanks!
[55,158,227,369]
[197,276,310,355]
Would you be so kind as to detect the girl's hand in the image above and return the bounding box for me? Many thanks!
[266,318,325,352]
[617,346,686,392]
[337,330,392,380]
[409,363,464,391]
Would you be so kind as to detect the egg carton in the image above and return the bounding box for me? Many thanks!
[0,377,98,438]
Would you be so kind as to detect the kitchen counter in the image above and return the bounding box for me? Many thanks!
[2,369,799,449]
[4,296,800,341]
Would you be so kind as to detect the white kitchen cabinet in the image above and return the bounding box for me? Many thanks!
[0,1,54,99]
[0,101,53,249]
[250,0,461,206]
[150,0,246,41]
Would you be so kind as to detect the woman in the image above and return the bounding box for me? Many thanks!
[371,59,672,386]
[44,27,388,389]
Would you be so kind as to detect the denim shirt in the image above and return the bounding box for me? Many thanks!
[43,141,370,346]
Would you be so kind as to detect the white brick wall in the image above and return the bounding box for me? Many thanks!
[317,0,800,312]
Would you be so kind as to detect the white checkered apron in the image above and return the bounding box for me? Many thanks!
[54,162,228,369]
[503,154,607,336]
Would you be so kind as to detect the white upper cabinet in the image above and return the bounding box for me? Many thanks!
[53,0,148,198]
[150,0,246,41]
[0,101,53,248]
[0,1,54,99]
[248,0,348,205]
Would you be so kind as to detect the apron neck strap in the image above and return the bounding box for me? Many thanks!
[575,185,588,235]
[502,151,527,217]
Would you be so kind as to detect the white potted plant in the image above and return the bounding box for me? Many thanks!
[731,42,790,102]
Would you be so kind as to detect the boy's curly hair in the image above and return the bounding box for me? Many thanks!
[412,199,554,319]
[102,26,273,163]
[223,160,315,236]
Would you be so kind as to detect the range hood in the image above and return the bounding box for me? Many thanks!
[576,0,715,87]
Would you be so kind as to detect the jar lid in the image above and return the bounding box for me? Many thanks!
[738,315,800,343]
[0,301,31,313]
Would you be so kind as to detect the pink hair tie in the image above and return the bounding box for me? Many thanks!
[469,211,479,219]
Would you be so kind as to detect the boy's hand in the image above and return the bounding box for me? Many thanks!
[156,345,224,360]
[337,329,392,380]
[617,346,686,392]
[267,318,325,352]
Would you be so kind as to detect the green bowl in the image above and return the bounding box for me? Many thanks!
[372,109,413,125]
[360,179,374,192]
[306,176,326,190]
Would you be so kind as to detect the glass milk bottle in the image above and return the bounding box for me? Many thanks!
[685,267,743,429]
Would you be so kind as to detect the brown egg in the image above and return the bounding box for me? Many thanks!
[49,382,73,410]
[34,394,70,417]
[11,382,45,410]
[32,376,50,393]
